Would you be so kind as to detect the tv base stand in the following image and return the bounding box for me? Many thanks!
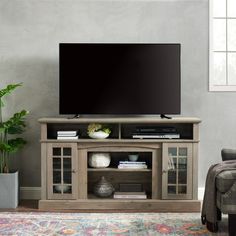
[67,114,80,119]
[39,117,201,211]
[160,114,172,119]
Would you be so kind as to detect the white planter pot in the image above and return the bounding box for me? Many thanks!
[0,171,19,208]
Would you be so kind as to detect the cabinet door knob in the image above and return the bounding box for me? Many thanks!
[72,169,76,173]
[162,170,167,174]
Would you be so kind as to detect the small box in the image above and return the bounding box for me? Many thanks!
[119,183,143,192]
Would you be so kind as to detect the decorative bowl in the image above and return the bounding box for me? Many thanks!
[88,153,111,168]
[128,154,139,161]
[55,185,70,193]
[89,131,109,139]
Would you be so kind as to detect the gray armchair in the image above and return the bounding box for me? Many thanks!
[216,149,236,235]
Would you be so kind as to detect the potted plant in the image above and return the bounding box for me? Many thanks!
[87,123,111,139]
[0,83,29,208]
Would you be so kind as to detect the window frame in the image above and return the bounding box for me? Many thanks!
[209,0,236,91]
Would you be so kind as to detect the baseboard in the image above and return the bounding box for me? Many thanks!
[20,187,41,200]
[198,187,204,200]
[20,187,205,201]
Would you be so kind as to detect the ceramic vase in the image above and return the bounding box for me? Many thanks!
[93,176,114,197]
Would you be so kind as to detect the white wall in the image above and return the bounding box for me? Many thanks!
[1,0,236,189]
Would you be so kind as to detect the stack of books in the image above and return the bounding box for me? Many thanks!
[57,131,79,140]
[118,161,147,169]
[113,191,147,199]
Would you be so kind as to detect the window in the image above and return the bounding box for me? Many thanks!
[209,0,236,91]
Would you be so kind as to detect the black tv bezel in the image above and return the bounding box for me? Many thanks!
[59,43,181,116]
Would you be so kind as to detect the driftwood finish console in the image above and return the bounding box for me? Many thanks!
[39,117,201,211]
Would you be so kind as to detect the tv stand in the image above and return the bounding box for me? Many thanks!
[160,114,172,119]
[39,116,201,211]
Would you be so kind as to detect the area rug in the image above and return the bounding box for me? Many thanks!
[0,212,224,235]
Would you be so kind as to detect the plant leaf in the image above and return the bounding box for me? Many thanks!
[0,138,26,153]
[8,138,27,153]
[0,84,23,107]
[0,142,12,152]
[0,83,22,98]
[1,110,29,134]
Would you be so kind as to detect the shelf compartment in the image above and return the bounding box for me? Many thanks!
[47,123,119,139]
[88,152,153,169]
[87,171,152,199]
[121,123,194,140]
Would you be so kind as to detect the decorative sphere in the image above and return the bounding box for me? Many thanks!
[88,153,111,168]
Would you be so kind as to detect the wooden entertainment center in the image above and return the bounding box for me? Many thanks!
[39,117,201,211]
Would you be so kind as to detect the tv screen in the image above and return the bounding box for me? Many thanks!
[59,43,181,115]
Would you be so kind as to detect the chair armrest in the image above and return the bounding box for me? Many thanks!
[216,170,236,193]
[221,149,236,161]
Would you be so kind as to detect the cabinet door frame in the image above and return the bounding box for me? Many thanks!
[47,143,78,200]
[162,143,193,200]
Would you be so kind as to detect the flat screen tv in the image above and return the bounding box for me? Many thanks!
[59,43,181,116]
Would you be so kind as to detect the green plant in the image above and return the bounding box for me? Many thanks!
[87,123,111,135]
[0,83,29,173]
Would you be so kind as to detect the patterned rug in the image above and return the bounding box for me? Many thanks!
[0,212,226,235]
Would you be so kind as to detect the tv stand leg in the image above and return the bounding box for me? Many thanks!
[160,114,172,119]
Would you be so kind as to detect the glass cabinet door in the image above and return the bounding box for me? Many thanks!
[162,143,193,200]
[47,143,78,199]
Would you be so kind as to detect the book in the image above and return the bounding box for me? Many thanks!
[57,131,78,135]
[57,135,79,140]
[118,163,147,167]
[119,161,146,164]
[118,164,147,169]
[113,191,147,199]
[57,134,78,137]
[118,162,147,166]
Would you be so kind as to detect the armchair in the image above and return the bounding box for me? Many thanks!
[216,149,236,235]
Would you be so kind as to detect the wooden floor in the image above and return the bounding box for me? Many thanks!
[0,200,39,212]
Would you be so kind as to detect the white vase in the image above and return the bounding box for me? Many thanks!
[88,153,111,168]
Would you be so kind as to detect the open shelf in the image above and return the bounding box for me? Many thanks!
[42,117,200,141]
[47,123,120,140]
[88,170,152,198]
